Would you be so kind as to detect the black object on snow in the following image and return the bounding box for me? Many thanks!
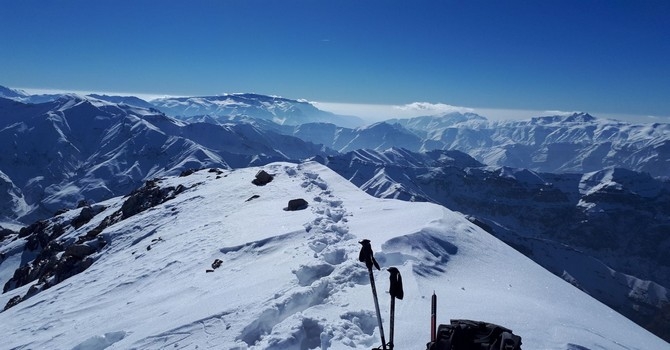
[427,319,522,350]
[252,170,273,186]
[286,198,308,211]
[387,267,403,300]
[387,266,404,350]
[358,239,380,271]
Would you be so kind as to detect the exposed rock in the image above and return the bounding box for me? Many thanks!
[2,178,186,309]
[64,244,96,259]
[211,259,223,270]
[252,170,273,186]
[245,195,260,202]
[18,220,48,239]
[0,227,15,241]
[72,205,106,229]
[121,180,186,219]
[286,198,308,211]
[3,295,22,311]
[180,168,199,177]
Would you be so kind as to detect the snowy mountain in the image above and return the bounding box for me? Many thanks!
[0,86,365,128]
[0,85,72,104]
[4,85,668,177]
[1,162,667,349]
[150,94,365,128]
[0,95,332,224]
[275,112,670,178]
[0,85,30,100]
[397,112,670,178]
[87,94,158,110]
[323,148,670,341]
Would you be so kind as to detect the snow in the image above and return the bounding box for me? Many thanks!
[0,162,667,349]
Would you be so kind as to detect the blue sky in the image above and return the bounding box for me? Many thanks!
[1,1,668,121]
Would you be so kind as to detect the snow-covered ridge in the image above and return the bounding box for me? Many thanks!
[1,162,666,349]
[324,148,670,342]
[150,93,364,128]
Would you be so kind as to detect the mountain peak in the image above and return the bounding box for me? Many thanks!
[531,112,596,124]
[0,85,29,99]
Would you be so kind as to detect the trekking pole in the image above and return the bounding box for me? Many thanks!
[431,292,437,342]
[389,295,395,350]
[387,267,404,350]
[358,239,387,350]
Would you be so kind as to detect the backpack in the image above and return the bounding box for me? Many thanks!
[426,319,522,350]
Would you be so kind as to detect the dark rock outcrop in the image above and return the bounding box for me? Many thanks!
[252,170,274,186]
[286,198,308,211]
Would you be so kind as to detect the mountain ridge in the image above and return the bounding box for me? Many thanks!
[1,162,667,349]
[150,93,365,128]
[322,148,670,340]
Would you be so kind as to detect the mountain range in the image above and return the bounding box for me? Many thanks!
[0,85,668,343]
[271,112,670,178]
[0,93,332,223]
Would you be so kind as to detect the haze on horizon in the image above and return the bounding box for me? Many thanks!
[1,1,668,123]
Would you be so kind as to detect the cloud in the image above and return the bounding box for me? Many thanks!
[393,102,474,115]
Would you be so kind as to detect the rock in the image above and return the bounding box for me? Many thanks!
[286,198,308,211]
[252,170,273,186]
[212,259,223,269]
[3,295,22,311]
[64,244,96,259]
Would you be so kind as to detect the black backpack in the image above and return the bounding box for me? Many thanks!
[426,319,522,350]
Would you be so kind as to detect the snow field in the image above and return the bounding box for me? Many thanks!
[0,162,667,349]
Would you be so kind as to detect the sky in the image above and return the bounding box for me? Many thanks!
[1,0,669,122]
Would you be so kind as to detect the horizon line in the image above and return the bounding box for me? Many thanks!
[11,86,669,124]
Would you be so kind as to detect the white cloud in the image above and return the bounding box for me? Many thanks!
[393,102,474,115]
